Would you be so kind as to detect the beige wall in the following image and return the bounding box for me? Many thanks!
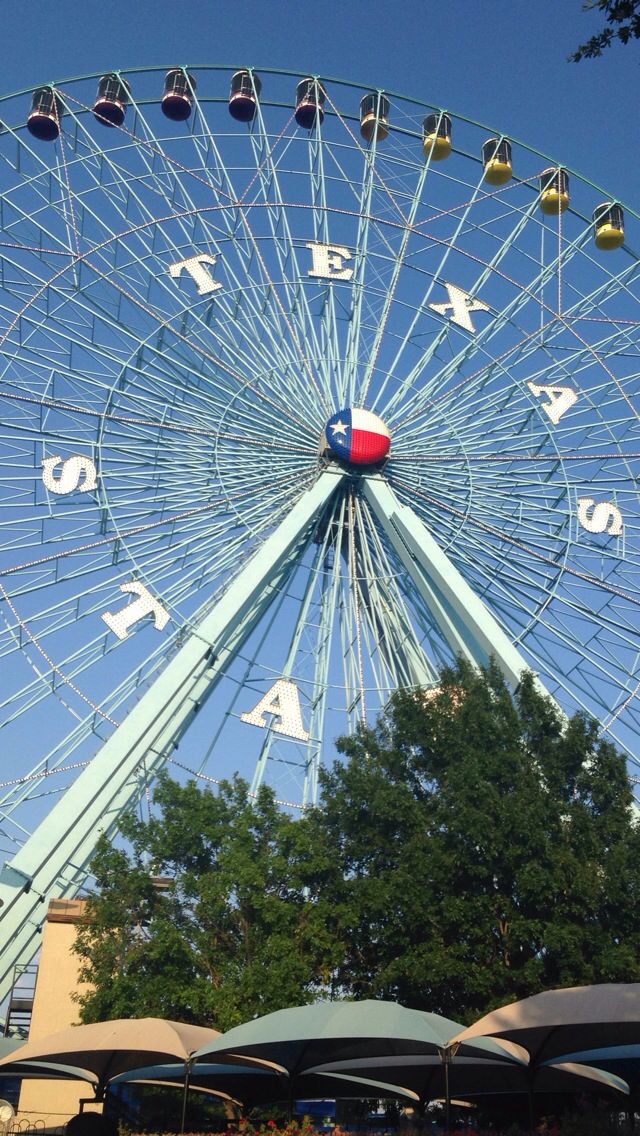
[17,899,102,1130]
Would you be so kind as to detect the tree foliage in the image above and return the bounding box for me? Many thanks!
[75,661,640,1026]
[74,776,339,1029]
[307,660,640,1018]
[571,1,640,60]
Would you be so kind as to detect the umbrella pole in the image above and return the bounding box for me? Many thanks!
[180,1059,193,1135]
[439,1041,459,1136]
[527,1077,534,1136]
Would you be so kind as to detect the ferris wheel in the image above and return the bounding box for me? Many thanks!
[0,65,638,1002]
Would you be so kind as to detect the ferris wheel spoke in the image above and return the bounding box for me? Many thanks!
[0,476,304,667]
[407,479,640,615]
[394,315,629,460]
[372,175,504,417]
[561,252,640,323]
[357,159,429,409]
[248,538,332,803]
[188,90,298,338]
[519,609,640,766]
[183,95,330,419]
[0,123,86,260]
[246,102,331,407]
[304,136,344,403]
[354,494,436,688]
[383,203,588,427]
[0,468,287,580]
[69,103,313,406]
[0,631,175,818]
[6,532,241,743]
[341,125,386,407]
[12,107,318,427]
[488,572,640,717]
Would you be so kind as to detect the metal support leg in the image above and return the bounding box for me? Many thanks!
[363,474,549,693]
[0,468,345,1005]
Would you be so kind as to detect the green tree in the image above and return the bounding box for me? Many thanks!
[75,661,640,1027]
[306,659,640,1019]
[571,1,640,60]
[74,775,338,1029]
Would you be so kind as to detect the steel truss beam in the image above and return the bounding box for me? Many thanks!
[363,474,547,692]
[0,467,345,1004]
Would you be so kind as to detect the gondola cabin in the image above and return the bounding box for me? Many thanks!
[360,92,390,143]
[539,167,569,215]
[482,137,512,185]
[161,70,195,121]
[422,113,451,161]
[92,74,131,127]
[27,88,63,141]
[228,70,261,122]
[593,202,624,250]
[295,79,325,129]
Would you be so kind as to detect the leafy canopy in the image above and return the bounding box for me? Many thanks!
[74,776,339,1029]
[571,0,640,60]
[75,660,640,1026]
[305,659,640,1018]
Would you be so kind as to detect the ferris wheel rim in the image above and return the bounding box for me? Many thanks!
[0,61,636,873]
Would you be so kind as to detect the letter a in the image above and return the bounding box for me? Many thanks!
[240,679,309,741]
[527,382,578,425]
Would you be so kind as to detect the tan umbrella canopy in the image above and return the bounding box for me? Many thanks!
[450,984,640,1066]
[0,1018,219,1094]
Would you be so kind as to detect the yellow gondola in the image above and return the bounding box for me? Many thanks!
[482,137,512,185]
[539,167,569,215]
[422,113,451,161]
[593,202,624,250]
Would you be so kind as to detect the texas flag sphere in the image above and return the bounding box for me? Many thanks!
[325,407,391,466]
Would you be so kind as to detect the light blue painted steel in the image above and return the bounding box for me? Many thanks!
[363,474,547,692]
[351,492,435,690]
[0,467,345,1007]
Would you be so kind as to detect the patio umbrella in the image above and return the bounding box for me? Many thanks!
[193,1000,516,1072]
[0,1059,98,1085]
[0,1039,94,1091]
[0,1017,220,1131]
[0,1018,219,1088]
[0,1040,24,1060]
[541,1044,640,1115]
[449,984,640,1065]
[551,1044,640,1084]
[305,1053,629,1105]
[113,1059,422,1107]
[193,998,519,1127]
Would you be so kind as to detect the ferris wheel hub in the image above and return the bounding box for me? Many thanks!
[324,407,391,467]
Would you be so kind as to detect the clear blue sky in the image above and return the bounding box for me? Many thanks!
[4,0,638,207]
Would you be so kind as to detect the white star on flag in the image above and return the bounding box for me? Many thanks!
[330,420,349,437]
